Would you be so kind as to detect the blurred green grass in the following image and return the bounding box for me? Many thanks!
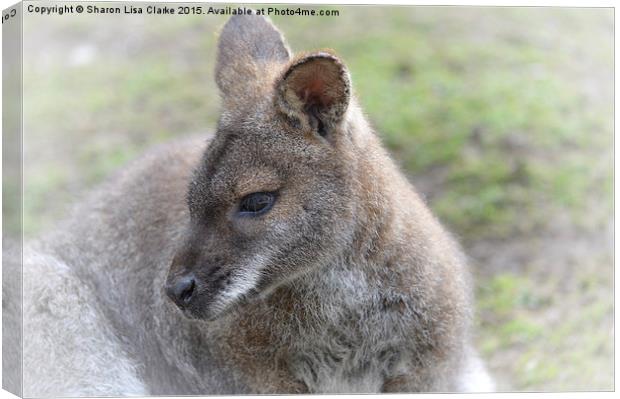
[20,5,613,392]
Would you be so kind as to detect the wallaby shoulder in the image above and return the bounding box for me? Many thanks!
[23,135,223,395]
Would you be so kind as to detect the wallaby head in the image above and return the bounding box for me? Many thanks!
[165,14,366,321]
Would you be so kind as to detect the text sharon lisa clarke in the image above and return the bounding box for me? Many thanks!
[26,4,193,15]
[26,4,339,17]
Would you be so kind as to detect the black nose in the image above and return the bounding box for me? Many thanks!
[166,274,196,307]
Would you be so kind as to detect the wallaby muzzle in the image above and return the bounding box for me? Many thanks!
[165,273,197,308]
[165,244,238,320]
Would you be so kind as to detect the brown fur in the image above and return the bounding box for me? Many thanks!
[17,14,491,396]
[161,14,489,393]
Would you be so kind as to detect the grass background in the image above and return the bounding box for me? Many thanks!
[20,4,613,391]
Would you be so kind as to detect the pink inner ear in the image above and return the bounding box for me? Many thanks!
[285,56,347,113]
[296,77,333,108]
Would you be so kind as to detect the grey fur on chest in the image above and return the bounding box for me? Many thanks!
[288,329,406,393]
[281,265,409,393]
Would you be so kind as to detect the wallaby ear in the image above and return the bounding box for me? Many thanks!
[216,14,291,97]
[275,52,351,137]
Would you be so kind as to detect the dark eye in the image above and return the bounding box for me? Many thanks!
[238,192,276,216]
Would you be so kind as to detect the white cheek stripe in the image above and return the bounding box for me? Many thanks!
[211,253,268,313]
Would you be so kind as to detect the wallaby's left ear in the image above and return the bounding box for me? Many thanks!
[275,52,351,137]
[216,14,291,98]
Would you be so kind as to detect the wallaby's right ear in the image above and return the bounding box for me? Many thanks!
[275,52,351,138]
[216,14,291,97]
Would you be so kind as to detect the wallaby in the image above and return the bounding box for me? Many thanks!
[6,15,493,396]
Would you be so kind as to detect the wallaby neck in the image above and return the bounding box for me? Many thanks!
[260,127,408,320]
